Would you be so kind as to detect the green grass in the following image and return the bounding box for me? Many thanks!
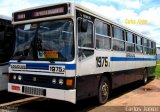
[157,61,160,64]
[156,65,160,71]
[152,64,160,78]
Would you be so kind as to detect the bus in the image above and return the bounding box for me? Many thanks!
[8,2,156,104]
[0,15,14,91]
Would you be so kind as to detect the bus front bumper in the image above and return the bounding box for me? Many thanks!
[8,83,76,104]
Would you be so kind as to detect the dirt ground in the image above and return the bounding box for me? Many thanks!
[106,79,160,106]
[89,79,160,112]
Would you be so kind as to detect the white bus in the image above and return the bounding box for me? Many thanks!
[8,2,156,104]
[0,15,14,91]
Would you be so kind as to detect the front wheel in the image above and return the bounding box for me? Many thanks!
[97,77,110,104]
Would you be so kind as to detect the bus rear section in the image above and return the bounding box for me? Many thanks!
[0,15,14,91]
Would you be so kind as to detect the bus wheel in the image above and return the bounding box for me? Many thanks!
[143,69,148,84]
[97,77,110,104]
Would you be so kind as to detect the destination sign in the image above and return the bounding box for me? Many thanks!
[14,4,68,22]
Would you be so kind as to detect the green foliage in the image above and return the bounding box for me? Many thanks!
[152,64,160,78]
[157,61,160,65]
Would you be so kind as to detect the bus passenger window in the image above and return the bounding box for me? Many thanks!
[143,38,148,54]
[112,26,125,51]
[126,32,135,52]
[78,19,93,48]
[95,20,111,50]
[136,36,143,53]
[77,18,94,60]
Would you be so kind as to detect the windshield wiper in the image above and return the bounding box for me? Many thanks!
[17,55,26,62]
[17,50,31,62]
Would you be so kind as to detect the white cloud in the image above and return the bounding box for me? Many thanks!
[0,0,58,17]
[0,0,39,16]
[94,0,142,9]
[139,7,160,27]
[81,2,120,21]
[111,0,142,9]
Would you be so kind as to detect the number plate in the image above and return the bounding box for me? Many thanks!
[49,65,65,74]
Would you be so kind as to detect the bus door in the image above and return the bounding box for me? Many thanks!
[76,18,95,76]
[76,17,97,99]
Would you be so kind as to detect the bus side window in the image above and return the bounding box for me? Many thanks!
[112,26,125,51]
[77,18,94,61]
[143,38,147,54]
[95,19,111,50]
[126,32,135,52]
[136,36,143,53]
[78,19,93,48]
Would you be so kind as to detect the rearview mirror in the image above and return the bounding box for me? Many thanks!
[78,19,88,32]
[81,20,88,32]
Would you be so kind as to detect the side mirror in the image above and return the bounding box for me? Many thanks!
[81,20,88,32]
[78,19,88,32]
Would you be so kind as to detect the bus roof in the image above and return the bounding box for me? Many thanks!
[0,15,11,21]
[12,2,155,42]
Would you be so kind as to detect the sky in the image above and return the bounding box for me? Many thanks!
[0,0,160,47]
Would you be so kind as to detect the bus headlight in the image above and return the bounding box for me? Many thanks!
[52,78,56,84]
[58,78,64,85]
[13,75,17,80]
[18,75,22,81]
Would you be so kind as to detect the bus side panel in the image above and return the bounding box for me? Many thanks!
[76,50,112,101]
[111,52,127,71]
[0,64,8,91]
[111,68,144,89]
[135,54,145,69]
[143,55,156,68]
[76,74,101,101]
[76,54,98,100]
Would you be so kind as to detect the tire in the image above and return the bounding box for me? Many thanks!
[142,69,148,85]
[97,77,110,104]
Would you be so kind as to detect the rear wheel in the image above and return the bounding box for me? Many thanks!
[97,77,110,104]
[142,69,148,84]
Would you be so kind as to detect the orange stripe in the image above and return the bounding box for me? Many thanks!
[44,51,58,54]
[44,54,58,58]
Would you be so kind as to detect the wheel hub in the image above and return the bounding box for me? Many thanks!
[101,82,108,96]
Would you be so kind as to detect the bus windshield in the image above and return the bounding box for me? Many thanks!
[13,19,74,61]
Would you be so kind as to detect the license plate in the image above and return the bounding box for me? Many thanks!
[49,65,65,74]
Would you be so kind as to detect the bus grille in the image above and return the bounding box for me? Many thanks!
[22,86,46,96]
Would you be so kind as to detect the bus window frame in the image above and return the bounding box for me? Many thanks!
[77,17,94,61]
[95,19,112,51]
[135,35,143,54]
[112,25,125,52]
[125,31,135,53]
